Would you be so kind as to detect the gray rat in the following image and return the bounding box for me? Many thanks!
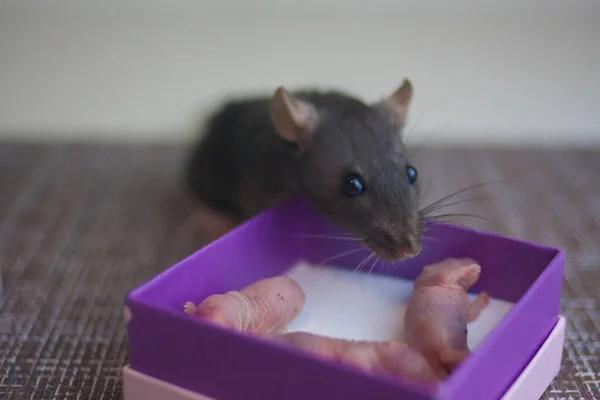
[184,79,422,261]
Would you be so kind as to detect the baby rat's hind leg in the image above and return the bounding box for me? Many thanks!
[439,349,470,376]
[467,292,490,322]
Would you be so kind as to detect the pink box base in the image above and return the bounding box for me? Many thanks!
[123,316,565,400]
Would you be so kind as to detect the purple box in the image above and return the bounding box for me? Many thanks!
[124,196,565,400]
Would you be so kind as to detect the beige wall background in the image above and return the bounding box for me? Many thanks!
[0,0,599,146]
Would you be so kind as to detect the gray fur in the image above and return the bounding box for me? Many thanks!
[185,88,422,261]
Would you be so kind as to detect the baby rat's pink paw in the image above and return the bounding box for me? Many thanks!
[416,258,482,289]
[425,257,478,271]
[183,301,197,315]
[456,263,482,290]
[478,291,490,305]
[468,292,491,322]
[465,263,481,275]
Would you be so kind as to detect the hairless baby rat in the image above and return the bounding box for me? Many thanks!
[184,79,422,261]
[404,258,490,378]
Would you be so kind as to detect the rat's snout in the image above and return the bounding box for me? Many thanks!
[395,234,422,260]
[371,231,422,262]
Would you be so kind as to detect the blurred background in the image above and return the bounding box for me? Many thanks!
[1,0,599,145]
[0,1,599,399]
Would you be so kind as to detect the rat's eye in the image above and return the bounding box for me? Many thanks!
[406,165,418,184]
[342,173,366,197]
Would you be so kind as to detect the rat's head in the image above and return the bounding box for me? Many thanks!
[269,79,423,261]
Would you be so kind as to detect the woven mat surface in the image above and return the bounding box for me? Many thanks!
[0,143,598,400]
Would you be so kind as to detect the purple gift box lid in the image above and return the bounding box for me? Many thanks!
[125,196,565,400]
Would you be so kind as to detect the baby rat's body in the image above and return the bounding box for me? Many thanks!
[185,80,423,261]
[404,258,490,378]
[184,276,305,335]
[276,331,439,384]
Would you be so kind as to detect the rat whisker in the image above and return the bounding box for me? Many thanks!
[419,180,517,214]
[420,235,441,244]
[306,265,328,286]
[419,195,501,216]
[322,247,366,265]
[420,230,472,256]
[364,253,377,273]
[382,259,390,275]
[404,103,444,149]
[424,212,499,226]
[424,214,503,234]
[417,173,436,204]
[360,255,379,296]
[368,257,380,276]
[355,252,375,274]
[379,258,397,275]
[317,247,365,267]
[286,230,354,237]
[308,247,365,286]
[354,253,371,273]
[287,233,358,241]
[434,220,473,230]
[430,196,499,210]
[406,132,439,160]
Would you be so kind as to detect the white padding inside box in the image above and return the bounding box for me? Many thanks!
[284,262,514,347]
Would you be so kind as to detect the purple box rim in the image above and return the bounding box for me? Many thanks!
[125,196,565,400]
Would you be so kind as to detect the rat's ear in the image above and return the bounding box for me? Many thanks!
[380,78,413,126]
[270,87,319,151]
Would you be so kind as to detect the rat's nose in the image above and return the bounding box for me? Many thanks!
[395,235,422,259]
